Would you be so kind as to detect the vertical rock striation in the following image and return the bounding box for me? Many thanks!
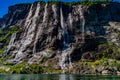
[0,2,120,72]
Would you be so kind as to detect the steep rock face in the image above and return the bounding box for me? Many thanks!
[1,2,120,72]
[0,3,31,27]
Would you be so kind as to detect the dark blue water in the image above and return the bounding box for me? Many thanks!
[0,74,120,80]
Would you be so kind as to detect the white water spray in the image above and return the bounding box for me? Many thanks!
[59,6,73,73]
[52,4,57,20]
[52,4,58,24]
[32,3,41,54]
[68,5,73,70]
[43,3,48,23]
[25,4,33,25]
[68,13,73,30]
[79,5,85,43]
[33,3,48,54]
[24,4,34,36]
[15,3,40,61]
[59,7,66,73]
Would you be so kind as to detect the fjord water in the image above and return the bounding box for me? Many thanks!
[0,74,120,80]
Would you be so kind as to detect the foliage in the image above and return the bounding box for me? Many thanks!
[0,26,19,42]
[91,58,120,70]
[47,47,55,51]
[93,58,109,66]
[0,26,20,54]
[0,46,7,54]
[35,0,113,6]
[10,64,43,74]
[0,63,61,74]
[43,66,62,73]
[75,58,120,74]
[95,43,120,59]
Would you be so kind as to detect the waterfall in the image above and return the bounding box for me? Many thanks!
[68,13,73,30]
[68,4,73,31]
[43,3,48,23]
[52,4,57,20]
[59,7,67,73]
[68,5,73,69]
[14,3,40,61]
[24,4,34,37]
[60,7,69,49]
[5,33,16,55]
[33,3,48,54]
[79,5,85,43]
[59,6,73,73]
[52,4,58,24]
[32,3,41,54]
[25,4,33,25]
[59,47,73,73]
[68,46,73,69]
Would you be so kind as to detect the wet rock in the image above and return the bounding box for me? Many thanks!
[4,3,120,64]
[117,71,120,75]
[0,2,120,73]
[101,70,111,74]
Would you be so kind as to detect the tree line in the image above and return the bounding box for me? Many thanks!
[35,0,114,6]
[35,0,113,2]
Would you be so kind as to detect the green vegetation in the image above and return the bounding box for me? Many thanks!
[91,58,120,71]
[0,63,61,74]
[0,26,20,42]
[10,64,43,74]
[0,26,62,74]
[43,66,62,73]
[0,26,20,54]
[40,57,49,63]
[47,47,55,51]
[0,63,43,74]
[35,0,113,6]
[0,46,7,54]
[73,58,120,74]
[95,43,120,59]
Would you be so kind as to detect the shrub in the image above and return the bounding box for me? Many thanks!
[20,64,43,74]
[95,43,120,59]
[0,46,7,54]
[0,26,20,54]
[10,64,43,74]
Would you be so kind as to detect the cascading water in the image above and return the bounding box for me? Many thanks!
[68,5,73,31]
[14,3,40,61]
[33,3,47,54]
[59,6,67,73]
[24,4,33,37]
[32,3,41,54]
[79,5,85,43]
[68,13,73,30]
[68,4,73,70]
[59,5,73,73]
[68,45,73,69]
[52,4,58,24]
[43,3,48,23]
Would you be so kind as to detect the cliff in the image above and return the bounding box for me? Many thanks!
[0,2,120,74]
[0,3,31,27]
